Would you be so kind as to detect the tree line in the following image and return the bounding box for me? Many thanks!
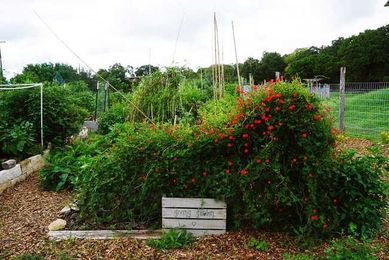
[3,24,388,90]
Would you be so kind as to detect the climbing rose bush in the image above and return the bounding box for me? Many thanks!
[75,81,387,237]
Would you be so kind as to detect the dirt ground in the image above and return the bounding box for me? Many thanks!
[0,138,388,259]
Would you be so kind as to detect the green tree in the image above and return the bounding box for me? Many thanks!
[135,64,159,77]
[96,63,133,92]
[257,52,286,82]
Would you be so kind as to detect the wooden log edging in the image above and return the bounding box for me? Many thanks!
[0,154,45,194]
[48,230,162,241]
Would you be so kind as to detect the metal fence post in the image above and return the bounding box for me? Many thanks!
[339,67,346,131]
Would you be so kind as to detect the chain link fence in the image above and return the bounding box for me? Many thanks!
[320,82,389,139]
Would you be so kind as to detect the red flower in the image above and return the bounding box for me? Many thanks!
[191,178,196,183]
[173,157,178,161]
[310,215,318,221]
[265,107,270,112]
[275,93,281,98]
[333,198,338,204]
[278,99,285,104]
[303,155,308,161]
[218,133,224,139]
[242,133,249,139]
[292,157,297,163]
[173,179,177,184]
[244,143,249,147]
[305,103,313,110]
[227,143,234,148]
[240,169,248,176]
[256,159,262,164]
[244,148,249,154]
[312,209,317,213]
[265,159,270,165]
[313,114,321,121]
[267,125,274,131]
[267,180,271,184]
[293,92,298,97]
[289,104,296,111]
[308,172,313,178]
[225,169,230,174]
[323,223,328,229]
[214,138,219,143]
[229,135,235,140]
[254,119,262,124]
[302,133,308,138]
[202,172,208,177]
[228,161,233,166]
[278,122,283,126]
[275,106,281,111]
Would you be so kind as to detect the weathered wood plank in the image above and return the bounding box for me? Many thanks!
[48,230,162,241]
[162,197,226,208]
[162,218,226,230]
[162,208,226,219]
[163,229,225,237]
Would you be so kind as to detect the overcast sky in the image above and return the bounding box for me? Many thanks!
[0,0,388,78]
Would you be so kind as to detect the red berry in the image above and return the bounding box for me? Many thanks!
[302,133,308,138]
[228,161,233,166]
[191,178,196,183]
[218,133,224,139]
[242,133,249,139]
[265,159,270,165]
[225,169,230,174]
[289,105,296,111]
[310,215,318,221]
[227,143,234,148]
[256,159,262,164]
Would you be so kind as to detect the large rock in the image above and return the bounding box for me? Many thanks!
[2,159,16,170]
[48,219,67,231]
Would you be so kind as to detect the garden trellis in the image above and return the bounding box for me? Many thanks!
[0,83,44,147]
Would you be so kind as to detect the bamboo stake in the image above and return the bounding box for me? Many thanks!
[231,21,241,88]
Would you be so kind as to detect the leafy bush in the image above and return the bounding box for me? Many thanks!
[128,68,208,124]
[324,237,377,259]
[0,82,94,156]
[40,134,111,191]
[247,237,268,251]
[98,102,128,134]
[0,121,37,159]
[72,81,386,236]
[146,229,193,250]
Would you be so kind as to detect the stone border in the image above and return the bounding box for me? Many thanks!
[48,230,162,241]
[0,154,45,194]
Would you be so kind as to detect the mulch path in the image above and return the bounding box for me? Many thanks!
[0,138,388,259]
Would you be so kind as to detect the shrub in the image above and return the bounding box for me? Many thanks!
[246,237,268,251]
[73,80,387,236]
[0,82,94,151]
[40,133,111,191]
[0,121,38,159]
[98,102,128,135]
[146,229,193,250]
[324,237,378,259]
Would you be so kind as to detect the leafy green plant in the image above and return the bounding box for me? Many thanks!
[0,121,36,158]
[13,253,44,260]
[146,229,193,250]
[325,237,377,259]
[380,131,389,144]
[247,237,268,251]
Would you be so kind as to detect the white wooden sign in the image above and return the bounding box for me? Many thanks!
[162,197,226,236]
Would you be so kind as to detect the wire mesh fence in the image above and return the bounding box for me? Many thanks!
[320,82,389,139]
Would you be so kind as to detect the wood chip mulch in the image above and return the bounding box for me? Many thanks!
[0,138,388,259]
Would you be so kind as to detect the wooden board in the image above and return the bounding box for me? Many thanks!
[162,197,226,237]
[162,197,226,208]
[48,230,162,241]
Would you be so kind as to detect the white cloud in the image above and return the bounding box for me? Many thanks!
[0,0,388,78]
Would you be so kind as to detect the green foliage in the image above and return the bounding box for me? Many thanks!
[11,63,80,84]
[0,121,37,158]
[380,131,389,144]
[146,229,193,250]
[0,82,94,155]
[128,68,208,124]
[96,63,133,92]
[13,254,44,260]
[67,81,386,237]
[135,64,159,77]
[246,237,268,251]
[40,134,110,191]
[98,102,128,134]
[324,237,377,259]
